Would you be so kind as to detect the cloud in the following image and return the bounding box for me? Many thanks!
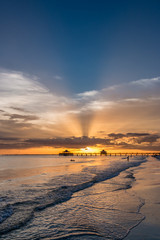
[0,70,72,115]
[75,76,160,112]
[0,133,159,151]
[126,133,150,137]
[54,75,63,80]
[134,135,159,144]
[108,132,159,143]
[108,133,151,139]
[0,69,160,151]
[108,133,125,139]
[0,137,19,141]
[76,90,99,98]
[4,113,39,121]
[0,136,110,149]
[76,77,160,136]
[0,69,78,136]
[10,107,31,113]
[131,77,160,87]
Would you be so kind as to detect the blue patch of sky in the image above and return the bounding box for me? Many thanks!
[0,0,160,93]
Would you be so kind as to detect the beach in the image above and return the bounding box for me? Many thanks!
[0,155,159,239]
[125,156,160,240]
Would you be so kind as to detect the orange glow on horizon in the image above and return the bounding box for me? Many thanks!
[79,146,100,153]
[0,146,158,155]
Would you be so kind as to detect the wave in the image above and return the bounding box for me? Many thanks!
[0,205,13,224]
[0,157,146,236]
[154,155,160,161]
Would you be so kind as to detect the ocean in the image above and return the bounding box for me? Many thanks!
[0,155,156,239]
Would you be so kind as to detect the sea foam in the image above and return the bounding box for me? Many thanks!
[0,156,146,237]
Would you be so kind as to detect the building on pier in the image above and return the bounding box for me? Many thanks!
[100,149,107,155]
[59,150,73,156]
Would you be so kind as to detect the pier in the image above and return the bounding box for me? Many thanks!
[73,152,160,156]
[59,150,160,157]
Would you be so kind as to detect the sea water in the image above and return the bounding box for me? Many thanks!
[0,155,147,239]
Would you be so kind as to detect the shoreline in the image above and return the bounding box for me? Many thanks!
[125,156,160,240]
[0,156,159,239]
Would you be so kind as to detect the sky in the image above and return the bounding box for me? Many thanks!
[0,0,160,154]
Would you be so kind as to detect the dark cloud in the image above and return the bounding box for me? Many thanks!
[108,133,125,139]
[0,136,112,149]
[0,109,39,125]
[0,118,34,129]
[0,133,159,151]
[0,109,5,113]
[10,107,31,113]
[108,132,151,139]
[135,135,159,144]
[126,133,150,137]
[0,118,45,140]
[0,137,19,141]
[4,113,39,121]
[25,136,113,149]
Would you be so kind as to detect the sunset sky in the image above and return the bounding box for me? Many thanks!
[0,0,160,154]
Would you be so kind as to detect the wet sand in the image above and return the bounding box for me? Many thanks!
[0,155,147,239]
[125,156,160,240]
[0,155,159,239]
